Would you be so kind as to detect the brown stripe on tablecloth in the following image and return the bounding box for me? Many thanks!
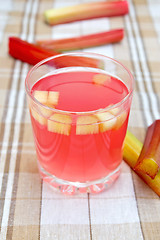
[6,102,26,239]
[0,0,31,234]
[122,17,147,127]
[87,193,92,240]
[0,62,23,231]
[120,7,148,240]
[6,0,42,239]
[91,222,144,240]
[128,15,154,121]
[123,1,160,238]
[132,0,160,112]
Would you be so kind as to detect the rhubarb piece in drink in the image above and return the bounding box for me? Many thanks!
[109,107,128,130]
[34,90,48,104]
[30,107,47,126]
[96,111,117,132]
[48,113,72,136]
[76,115,99,135]
[47,91,59,106]
[93,73,111,85]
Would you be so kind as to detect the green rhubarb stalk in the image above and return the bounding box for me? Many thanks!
[44,1,129,26]
[134,120,160,179]
[123,130,160,197]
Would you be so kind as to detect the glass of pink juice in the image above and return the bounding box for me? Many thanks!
[25,53,134,194]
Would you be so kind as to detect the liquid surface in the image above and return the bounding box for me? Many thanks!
[32,71,128,112]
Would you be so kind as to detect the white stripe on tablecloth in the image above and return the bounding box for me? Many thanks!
[129,0,159,121]
[147,0,160,44]
[0,0,39,238]
[0,61,21,180]
[0,14,9,43]
[125,15,152,126]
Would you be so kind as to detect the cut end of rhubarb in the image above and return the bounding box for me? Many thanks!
[134,120,160,179]
[48,113,72,135]
[76,115,99,135]
[134,158,159,179]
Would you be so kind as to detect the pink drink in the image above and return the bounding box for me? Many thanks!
[30,70,129,183]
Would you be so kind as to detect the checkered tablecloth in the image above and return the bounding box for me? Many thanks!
[0,0,160,239]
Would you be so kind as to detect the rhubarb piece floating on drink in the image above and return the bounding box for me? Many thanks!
[34,90,48,104]
[30,107,47,126]
[76,115,99,135]
[93,73,111,86]
[34,90,59,106]
[47,91,59,106]
[48,113,72,135]
[96,111,117,132]
[109,107,128,130]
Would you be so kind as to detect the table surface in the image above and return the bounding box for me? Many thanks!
[0,0,160,239]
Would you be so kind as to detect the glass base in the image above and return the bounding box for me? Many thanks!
[39,165,121,195]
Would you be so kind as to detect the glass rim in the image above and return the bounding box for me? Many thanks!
[25,52,134,115]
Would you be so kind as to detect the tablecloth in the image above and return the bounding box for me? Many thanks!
[0,0,160,239]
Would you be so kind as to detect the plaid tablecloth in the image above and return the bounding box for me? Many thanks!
[0,0,160,239]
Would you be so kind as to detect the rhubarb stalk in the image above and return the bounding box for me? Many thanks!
[123,130,160,197]
[37,29,124,51]
[8,37,100,68]
[134,120,160,179]
[44,1,129,26]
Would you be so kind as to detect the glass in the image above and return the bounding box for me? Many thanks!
[25,52,134,195]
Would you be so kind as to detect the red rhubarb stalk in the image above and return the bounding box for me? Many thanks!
[8,37,100,68]
[37,29,124,52]
[44,0,129,26]
[134,120,160,179]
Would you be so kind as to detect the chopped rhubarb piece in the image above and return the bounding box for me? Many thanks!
[93,73,111,85]
[37,29,124,51]
[30,107,47,126]
[76,115,99,135]
[47,91,59,106]
[48,113,72,135]
[96,111,116,132]
[115,111,127,129]
[34,90,48,104]
[44,1,129,26]
[8,37,100,68]
[123,130,160,197]
[38,104,54,118]
[134,120,160,179]
[109,107,127,130]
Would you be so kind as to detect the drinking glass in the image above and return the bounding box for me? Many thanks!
[25,52,134,194]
